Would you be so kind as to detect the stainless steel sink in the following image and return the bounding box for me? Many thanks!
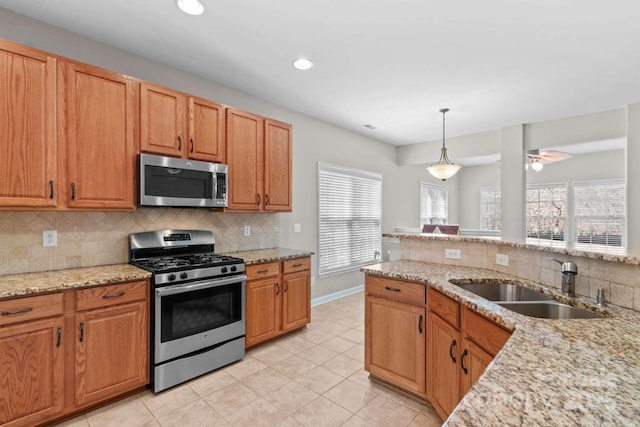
[496,301,603,319]
[453,283,552,302]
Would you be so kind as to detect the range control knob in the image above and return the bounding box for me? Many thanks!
[180,272,188,280]
[168,274,177,281]
[221,267,228,273]
[230,265,237,272]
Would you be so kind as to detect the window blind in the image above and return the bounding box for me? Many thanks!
[574,180,625,248]
[420,182,447,226]
[318,163,382,276]
[480,186,501,231]
[526,183,567,246]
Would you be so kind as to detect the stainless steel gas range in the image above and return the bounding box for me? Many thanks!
[129,229,246,393]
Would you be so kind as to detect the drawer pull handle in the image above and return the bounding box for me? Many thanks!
[384,286,401,292]
[79,322,85,342]
[292,263,302,267]
[449,339,457,363]
[190,138,194,153]
[276,283,280,296]
[71,182,76,201]
[257,194,261,206]
[284,280,288,292]
[178,136,182,150]
[49,180,55,199]
[418,314,423,334]
[103,291,125,299]
[257,269,269,274]
[461,349,468,375]
[56,327,62,348]
[1,307,33,316]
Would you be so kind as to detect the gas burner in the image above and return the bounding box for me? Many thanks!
[143,257,191,270]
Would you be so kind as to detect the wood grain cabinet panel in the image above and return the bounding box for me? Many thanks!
[0,317,64,427]
[189,96,225,162]
[427,311,460,419]
[0,41,57,208]
[245,277,281,347]
[282,270,311,331]
[63,62,136,209]
[264,119,292,211]
[140,82,186,157]
[459,340,493,397]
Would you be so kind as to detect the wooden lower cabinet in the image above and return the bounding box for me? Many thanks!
[0,317,64,427]
[245,257,311,347]
[365,295,426,395]
[0,279,149,426]
[460,340,494,396]
[426,311,460,417]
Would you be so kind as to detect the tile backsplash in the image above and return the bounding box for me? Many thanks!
[0,209,279,276]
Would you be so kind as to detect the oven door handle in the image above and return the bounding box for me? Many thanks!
[155,275,247,297]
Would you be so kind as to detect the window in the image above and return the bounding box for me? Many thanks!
[480,186,501,231]
[420,182,447,226]
[318,163,382,276]
[574,180,625,249]
[526,183,567,246]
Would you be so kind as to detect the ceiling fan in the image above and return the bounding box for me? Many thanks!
[526,149,572,171]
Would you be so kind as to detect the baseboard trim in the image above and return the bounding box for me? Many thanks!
[311,284,364,307]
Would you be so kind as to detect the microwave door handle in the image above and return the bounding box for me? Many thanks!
[213,173,218,201]
[155,275,247,297]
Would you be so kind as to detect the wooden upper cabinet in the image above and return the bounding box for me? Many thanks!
[140,82,186,157]
[0,41,57,208]
[264,119,292,212]
[226,108,264,210]
[61,62,136,209]
[189,96,225,162]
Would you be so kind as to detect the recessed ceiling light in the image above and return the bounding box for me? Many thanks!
[293,58,314,71]
[177,0,204,15]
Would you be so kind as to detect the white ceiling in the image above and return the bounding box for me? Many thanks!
[2,0,640,146]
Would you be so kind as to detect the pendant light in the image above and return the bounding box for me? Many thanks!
[427,108,462,181]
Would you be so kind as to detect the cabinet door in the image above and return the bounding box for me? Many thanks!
[64,62,136,209]
[459,339,494,397]
[282,270,310,331]
[365,295,426,395]
[75,301,148,406]
[140,82,186,156]
[0,317,64,426]
[189,97,225,162]
[226,108,264,210]
[245,277,280,347]
[427,312,460,420]
[264,119,292,212]
[0,41,57,208]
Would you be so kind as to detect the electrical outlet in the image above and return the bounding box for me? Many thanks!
[43,230,57,247]
[243,225,251,237]
[496,253,509,267]
[293,223,301,233]
[444,248,461,259]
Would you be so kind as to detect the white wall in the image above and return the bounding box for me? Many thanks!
[456,163,501,229]
[527,150,624,185]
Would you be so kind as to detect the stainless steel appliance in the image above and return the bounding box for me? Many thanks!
[139,153,228,208]
[129,229,245,393]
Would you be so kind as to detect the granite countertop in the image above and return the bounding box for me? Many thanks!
[362,260,640,426]
[223,248,314,265]
[384,232,640,265]
[0,264,151,299]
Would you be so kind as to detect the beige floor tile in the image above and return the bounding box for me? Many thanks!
[203,382,260,418]
[292,396,352,427]
[297,345,339,365]
[140,384,200,418]
[86,399,154,427]
[276,336,316,354]
[250,344,295,365]
[381,387,427,412]
[54,415,89,426]
[339,328,365,344]
[223,356,268,380]
[83,391,147,418]
[277,418,304,427]
[264,380,320,415]
[141,422,161,427]
[223,397,287,427]
[341,415,374,427]
[323,379,379,413]
[343,344,365,363]
[271,354,318,379]
[242,367,292,395]
[295,366,345,394]
[409,407,442,427]
[320,337,357,354]
[155,399,229,427]
[314,321,350,336]
[298,327,335,344]
[356,394,419,426]
[347,369,387,393]
[187,369,238,397]
[335,316,365,329]
[322,354,363,378]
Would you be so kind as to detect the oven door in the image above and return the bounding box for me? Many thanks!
[154,274,246,364]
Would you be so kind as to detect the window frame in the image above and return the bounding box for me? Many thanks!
[480,186,502,231]
[419,182,448,227]
[525,182,568,248]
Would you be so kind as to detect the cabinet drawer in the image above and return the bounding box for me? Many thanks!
[0,292,64,326]
[463,308,512,357]
[428,288,460,329]
[366,276,425,306]
[283,257,310,274]
[247,262,281,280]
[76,280,148,311]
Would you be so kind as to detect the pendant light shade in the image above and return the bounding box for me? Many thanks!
[427,108,462,181]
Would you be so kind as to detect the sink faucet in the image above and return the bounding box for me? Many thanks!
[549,258,577,296]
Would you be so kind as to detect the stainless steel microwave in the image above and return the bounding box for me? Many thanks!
[139,154,228,208]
